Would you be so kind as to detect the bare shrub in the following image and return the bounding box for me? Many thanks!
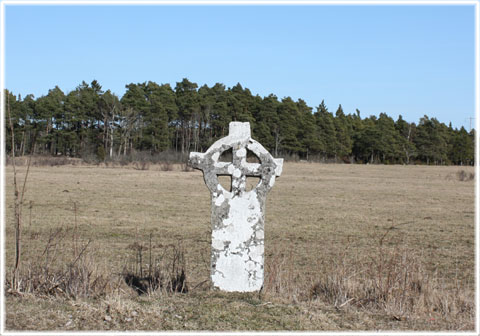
[160,162,173,171]
[456,170,474,182]
[263,248,304,302]
[107,150,188,166]
[81,152,102,165]
[108,150,190,171]
[152,150,188,164]
[282,152,300,162]
[117,155,131,166]
[133,161,151,171]
[5,198,119,299]
[446,170,475,182]
[182,161,194,172]
[5,228,117,299]
[310,244,425,310]
[122,234,188,295]
[6,98,33,291]
[5,155,82,167]
[5,201,189,300]
[32,156,68,167]
[263,229,474,327]
[308,242,474,324]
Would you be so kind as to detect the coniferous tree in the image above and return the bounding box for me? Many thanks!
[449,126,474,165]
[395,115,416,164]
[415,116,448,164]
[5,90,22,154]
[121,83,149,154]
[4,80,474,166]
[296,99,324,159]
[375,113,402,163]
[208,83,230,140]
[142,82,174,152]
[227,83,255,123]
[98,90,120,158]
[314,100,337,160]
[277,97,302,154]
[253,94,279,154]
[18,94,36,155]
[348,109,364,163]
[353,116,381,163]
[175,78,199,153]
[334,104,353,160]
[35,86,65,155]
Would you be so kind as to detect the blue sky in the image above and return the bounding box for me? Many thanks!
[4,4,476,129]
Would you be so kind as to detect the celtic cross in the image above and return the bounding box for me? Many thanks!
[189,122,283,292]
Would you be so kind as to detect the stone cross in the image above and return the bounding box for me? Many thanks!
[189,122,283,292]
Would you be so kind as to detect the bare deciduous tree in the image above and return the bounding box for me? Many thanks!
[7,94,32,290]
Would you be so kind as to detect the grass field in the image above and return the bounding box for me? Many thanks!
[4,162,475,331]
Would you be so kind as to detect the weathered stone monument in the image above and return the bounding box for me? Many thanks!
[189,122,283,292]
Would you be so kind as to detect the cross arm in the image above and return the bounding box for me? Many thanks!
[189,152,206,171]
[274,158,283,177]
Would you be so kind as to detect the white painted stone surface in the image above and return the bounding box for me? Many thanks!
[189,122,283,292]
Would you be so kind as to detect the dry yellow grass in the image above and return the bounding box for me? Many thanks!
[4,162,475,331]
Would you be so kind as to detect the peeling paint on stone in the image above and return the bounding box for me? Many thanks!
[189,122,283,292]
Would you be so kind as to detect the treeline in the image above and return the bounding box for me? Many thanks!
[5,78,475,165]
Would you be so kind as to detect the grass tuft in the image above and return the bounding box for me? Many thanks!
[122,235,188,295]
